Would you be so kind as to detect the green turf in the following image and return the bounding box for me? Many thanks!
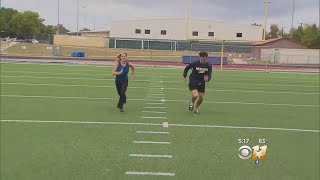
[1,62,319,180]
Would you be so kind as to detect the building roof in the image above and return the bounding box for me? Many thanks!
[252,38,283,45]
[252,37,307,47]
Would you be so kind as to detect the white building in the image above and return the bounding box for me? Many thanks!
[110,18,263,41]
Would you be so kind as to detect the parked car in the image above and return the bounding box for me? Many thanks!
[31,39,39,43]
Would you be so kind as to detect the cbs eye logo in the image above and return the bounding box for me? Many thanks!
[238,145,268,163]
[238,145,253,160]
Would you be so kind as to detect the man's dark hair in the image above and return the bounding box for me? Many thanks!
[199,51,208,57]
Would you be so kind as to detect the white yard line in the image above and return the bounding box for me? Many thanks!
[2,82,319,95]
[125,171,175,176]
[1,94,319,108]
[141,117,167,119]
[142,111,167,114]
[133,141,171,144]
[129,154,172,158]
[136,131,169,134]
[1,119,319,133]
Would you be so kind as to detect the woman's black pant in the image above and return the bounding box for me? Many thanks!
[116,80,128,109]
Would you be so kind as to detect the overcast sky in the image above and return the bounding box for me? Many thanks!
[1,0,319,32]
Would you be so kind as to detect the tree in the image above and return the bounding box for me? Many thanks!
[267,24,280,39]
[42,25,56,35]
[80,28,91,32]
[302,24,320,48]
[0,7,72,39]
[9,11,44,39]
[291,26,304,43]
[0,7,19,37]
[55,24,70,34]
[251,23,262,26]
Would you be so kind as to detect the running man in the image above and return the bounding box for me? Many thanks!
[183,51,212,114]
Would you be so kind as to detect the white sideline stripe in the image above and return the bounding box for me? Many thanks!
[1,63,316,75]
[2,75,319,87]
[0,69,180,78]
[1,82,117,88]
[141,116,167,119]
[133,141,171,144]
[129,154,172,158]
[0,75,150,82]
[1,94,319,108]
[2,70,319,82]
[165,99,320,108]
[146,95,165,98]
[125,171,175,176]
[2,82,319,95]
[163,80,320,88]
[170,123,320,133]
[0,94,114,100]
[1,61,181,70]
[165,87,320,95]
[212,89,320,95]
[136,131,169,134]
[214,82,319,88]
[1,120,319,133]
[147,97,165,99]
[147,94,164,96]
[146,98,164,100]
[146,103,165,105]
[1,70,106,76]
[149,91,163,93]
[0,120,162,126]
[143,107,167,109]
[142,111,167,114]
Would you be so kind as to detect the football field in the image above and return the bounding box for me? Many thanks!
[1,62,319,180]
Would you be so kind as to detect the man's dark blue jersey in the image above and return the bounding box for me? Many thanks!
[183,61,212,83]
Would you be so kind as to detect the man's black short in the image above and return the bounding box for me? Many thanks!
[189,81,205,93]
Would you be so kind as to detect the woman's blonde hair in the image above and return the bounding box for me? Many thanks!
[116,52,127,62]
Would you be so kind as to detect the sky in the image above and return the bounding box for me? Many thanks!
[1,0,319,32]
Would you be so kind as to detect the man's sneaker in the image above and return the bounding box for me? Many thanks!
[194,109,200,114]
[119,108,124,112]
[189,102,194,111]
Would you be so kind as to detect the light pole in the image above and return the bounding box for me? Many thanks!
[186,0,190,40]
[263,0,271,40]
[76,0,79,36]
[290,0,295,39]
[93,15,95,31]
[281,27,285,37]
[82,6,86,29]
[57,0,60,34]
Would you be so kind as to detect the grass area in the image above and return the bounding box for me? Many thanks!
[1,62,319,180]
